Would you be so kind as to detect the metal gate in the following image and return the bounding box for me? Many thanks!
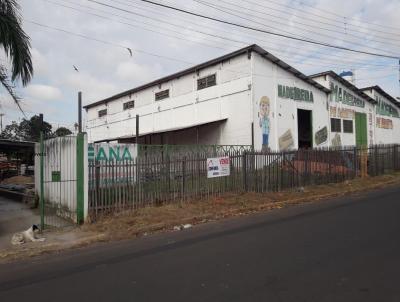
[35,133,87,229]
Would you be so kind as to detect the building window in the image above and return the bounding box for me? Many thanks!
[155,89,169,101]
[331,118,341,132]
[123,100,135,110]
[343,119,353,133]
[197,74,216,90]
[98,109,107,117]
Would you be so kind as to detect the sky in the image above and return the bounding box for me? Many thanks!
[1,0,400,130]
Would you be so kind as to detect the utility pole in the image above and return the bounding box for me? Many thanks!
[0,113,4,133]
[39,113,43,133]
[78,91,82,133]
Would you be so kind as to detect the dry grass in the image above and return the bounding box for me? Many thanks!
[83,172,400,240]
[1,172,400,263]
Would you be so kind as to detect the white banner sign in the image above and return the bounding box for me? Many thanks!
[207,156,230,178]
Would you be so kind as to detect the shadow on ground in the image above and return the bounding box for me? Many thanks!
[0,196,41,249]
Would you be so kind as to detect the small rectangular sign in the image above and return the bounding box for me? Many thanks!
[51,171,61,182]
[207,156,230,178]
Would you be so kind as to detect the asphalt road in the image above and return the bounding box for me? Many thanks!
[1,186,400,302]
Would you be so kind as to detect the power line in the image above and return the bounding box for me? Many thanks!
[40,0,232,52]
[193,0,400,56]
[26,18,377,72]
[259,0,400,33]
[43,0,398,69]
[208,0,400,48]
[248,0,400,38]
[25,17,399,82]
[27,20,194,65]
[118,0,399,69]
[119,0,399,67]
[98,0,399,59]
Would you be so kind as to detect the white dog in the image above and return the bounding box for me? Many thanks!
[11,225,45,245]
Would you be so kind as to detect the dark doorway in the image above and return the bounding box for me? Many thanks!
[297,109,312,149]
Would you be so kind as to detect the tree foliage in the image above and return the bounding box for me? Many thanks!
[0,115,53,141]
[54,127,72,137]
[0,0,33,111]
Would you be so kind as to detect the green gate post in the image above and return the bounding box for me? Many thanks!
[39,132,45,230]
[76,133,85,224]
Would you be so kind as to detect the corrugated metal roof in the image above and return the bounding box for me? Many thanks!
[84,44,330,109]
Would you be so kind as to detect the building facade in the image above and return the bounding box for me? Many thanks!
[310,71,377,147]
[360,86,400,145]
[84,45,400,150]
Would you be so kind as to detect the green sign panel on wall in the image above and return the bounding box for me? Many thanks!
[51,171,61,182]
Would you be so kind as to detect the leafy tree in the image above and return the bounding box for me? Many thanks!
[54,126,72,137]
[0,0,33,111]
[19,115,52,141]
[0,115,52,141]
[0,120,21,139]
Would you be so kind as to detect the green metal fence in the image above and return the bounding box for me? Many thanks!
[88,144,400,220]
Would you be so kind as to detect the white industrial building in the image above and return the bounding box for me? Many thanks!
[84,45,400,150]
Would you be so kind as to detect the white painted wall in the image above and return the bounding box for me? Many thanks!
[86,50,400,150]
[362,88,400,145]
[86,54,253,146]
[252,52,329,151]
[312,75,376,147]
[34,135,89,223]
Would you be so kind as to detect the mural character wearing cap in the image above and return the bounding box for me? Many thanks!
[259,96,270,151]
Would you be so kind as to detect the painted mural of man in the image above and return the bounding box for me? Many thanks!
[259,96,270,150]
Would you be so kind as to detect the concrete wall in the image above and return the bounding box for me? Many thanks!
[362,88,400,145]
[86,53,253,145]
[252,52,329,151]
[34,135,88,223]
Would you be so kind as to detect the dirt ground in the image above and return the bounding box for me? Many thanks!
[0,197,41,249]
[1,175,34,185]
[1,172,400,263]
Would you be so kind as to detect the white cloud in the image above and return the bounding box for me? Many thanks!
[115,60,160,83]
[26,84,62,101]
[0,0,397,128]
[31,48,48,77]
[64,72,119,104]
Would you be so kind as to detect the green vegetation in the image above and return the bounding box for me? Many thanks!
[0,0,33,111]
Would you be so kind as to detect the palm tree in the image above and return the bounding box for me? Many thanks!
[0,0,33,113]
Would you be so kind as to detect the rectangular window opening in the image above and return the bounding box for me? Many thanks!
[197,74,216,90]
[98,109,107,117]
[123,100,135,110]
[331,118,341,132]
[343,119,353,133]
[155,89,169,101]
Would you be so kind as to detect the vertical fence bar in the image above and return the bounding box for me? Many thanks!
[40,132,45,230]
